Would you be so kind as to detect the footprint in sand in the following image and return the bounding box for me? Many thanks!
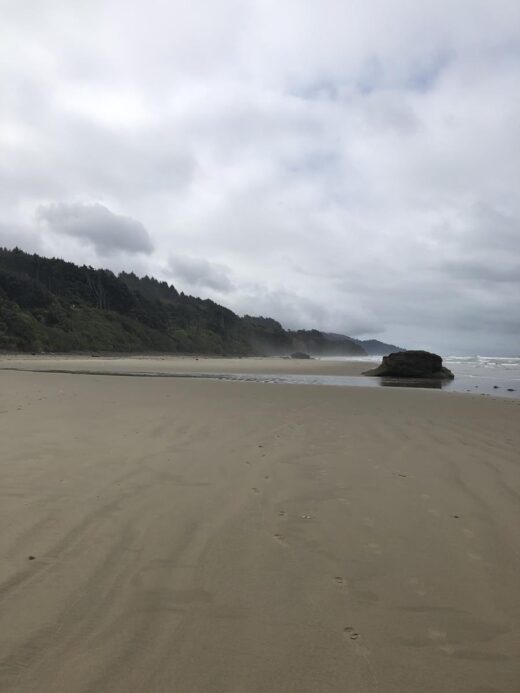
[273,533,288,546]
[278,510,287,517]
[343,627,373,659]
[334,576,346,586]
[438,644,455,655]
[427,628,448,644]
[252,487,260,494]
[337,498,351,506]
[427,628,455,655]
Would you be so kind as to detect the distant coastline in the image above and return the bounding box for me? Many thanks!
[0,247,400,357]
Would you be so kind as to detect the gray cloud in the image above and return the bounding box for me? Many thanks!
[1,0,520,354]
[0,224,43,253]
[168,255,234,293]
[37,202,154,256]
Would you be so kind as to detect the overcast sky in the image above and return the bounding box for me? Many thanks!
[1,0,519,355]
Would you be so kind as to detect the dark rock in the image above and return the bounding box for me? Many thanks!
[363,350,454,380]
[507,388,515,392]
[290,352,312,359]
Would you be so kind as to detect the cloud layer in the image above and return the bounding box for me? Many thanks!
[168,255,234,293]
[1,0,519,353]
[38,202,153,255]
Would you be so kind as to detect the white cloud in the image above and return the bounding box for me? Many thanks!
[0,0,519,353]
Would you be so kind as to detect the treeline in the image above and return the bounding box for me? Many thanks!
[0,248,247,353]
[0,247,368,356]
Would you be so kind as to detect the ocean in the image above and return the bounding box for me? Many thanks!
[182,355,520,399]
[441,355,520,398]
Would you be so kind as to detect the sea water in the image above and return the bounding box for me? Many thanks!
[441,355,520,398]
[5,355,519,399]
[187,355,520,399]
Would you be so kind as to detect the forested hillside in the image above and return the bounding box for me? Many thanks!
[0,247,382,355]
[0,248,247,353]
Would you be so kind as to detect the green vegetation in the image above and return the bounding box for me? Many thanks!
[0,247,369,356]
[0,248,247,354]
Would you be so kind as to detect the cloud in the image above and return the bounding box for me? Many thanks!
[168,255,234,293]
[0,223,43,253]
[1,0,520,353]
[37,202,154,255]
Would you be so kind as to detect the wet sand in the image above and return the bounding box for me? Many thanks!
[1,357,519,692]
[0,353,368,376]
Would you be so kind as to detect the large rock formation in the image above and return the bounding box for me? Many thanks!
[363,350,454,379]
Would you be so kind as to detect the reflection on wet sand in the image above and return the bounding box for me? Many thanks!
[0,365,518,398]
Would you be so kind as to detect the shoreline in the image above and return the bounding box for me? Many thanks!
[1,354,519,400]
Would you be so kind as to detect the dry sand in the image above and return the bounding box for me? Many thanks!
[1,357,519,692]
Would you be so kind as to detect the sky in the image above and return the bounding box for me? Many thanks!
[1,0,519,355]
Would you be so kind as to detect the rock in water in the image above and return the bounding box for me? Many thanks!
[363,350,454,379]
[290,352,312,359]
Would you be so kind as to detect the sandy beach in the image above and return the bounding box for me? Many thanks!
[0,354,369,376]
[1,357,519,693]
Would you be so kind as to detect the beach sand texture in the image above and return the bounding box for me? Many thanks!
[1,359,519,692]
